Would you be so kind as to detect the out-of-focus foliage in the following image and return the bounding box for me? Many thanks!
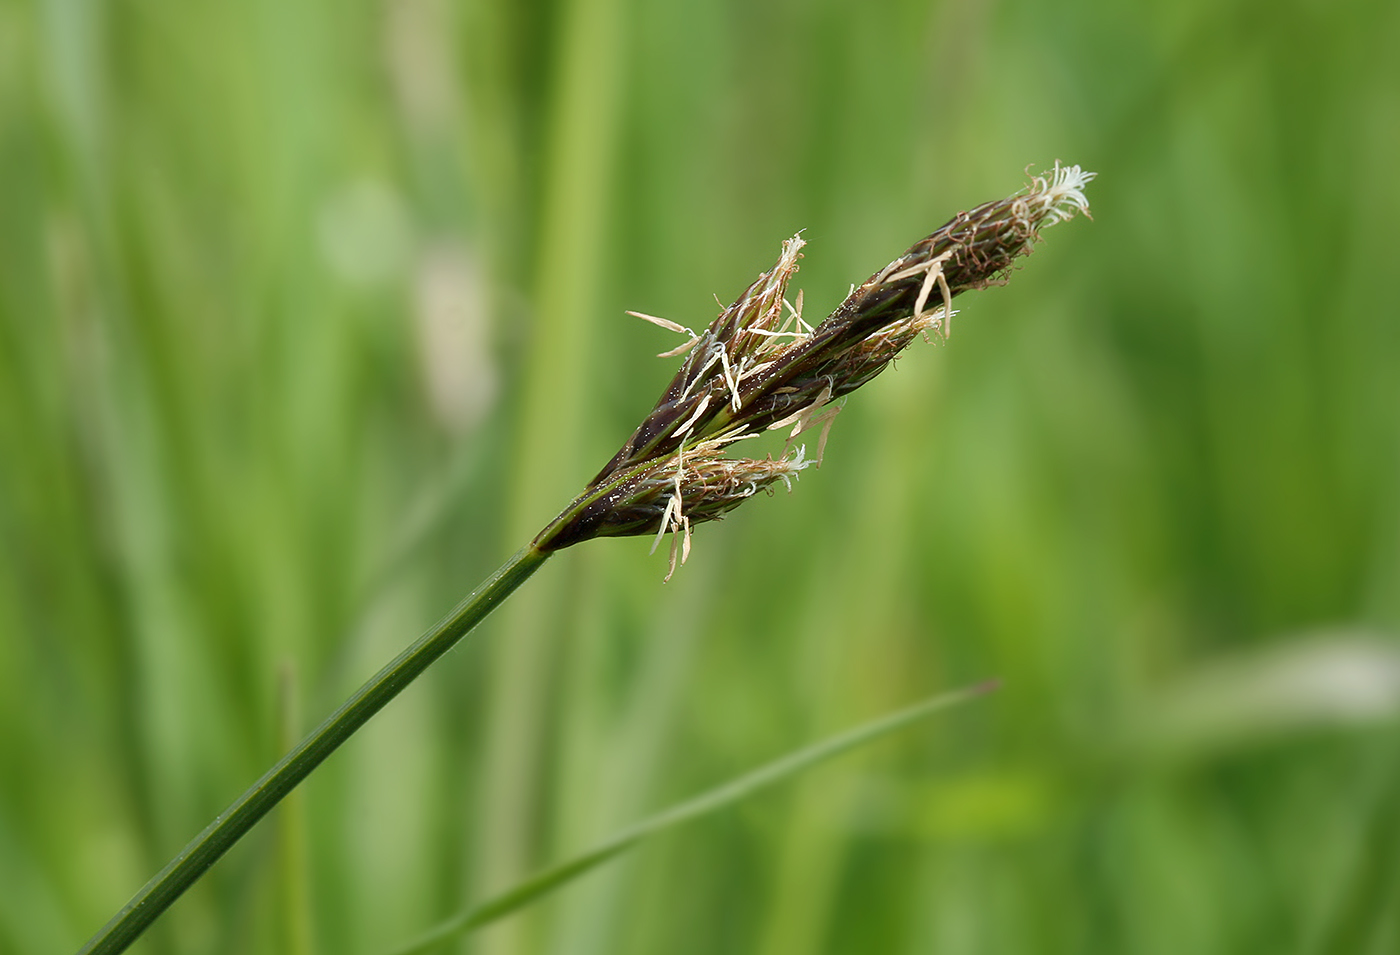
[2,0,1398,953]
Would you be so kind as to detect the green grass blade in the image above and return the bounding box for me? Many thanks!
[388,680,998,955]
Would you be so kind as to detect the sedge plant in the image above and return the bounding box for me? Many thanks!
[77,163,1095,955]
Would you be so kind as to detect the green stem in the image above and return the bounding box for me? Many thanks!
[77,545,552,955]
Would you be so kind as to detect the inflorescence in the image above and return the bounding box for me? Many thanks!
[534,163,1096,578]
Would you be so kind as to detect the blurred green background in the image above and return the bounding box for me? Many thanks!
[4,0,1400,952]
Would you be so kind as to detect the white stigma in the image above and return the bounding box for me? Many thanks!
[1034,162,1096,225]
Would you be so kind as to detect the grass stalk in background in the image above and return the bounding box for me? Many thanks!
[275,664,315,955]
[77,165,1092,955]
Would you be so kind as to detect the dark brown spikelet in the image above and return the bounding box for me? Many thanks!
[535,163,1095,577]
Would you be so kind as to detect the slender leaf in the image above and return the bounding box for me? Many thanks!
[389,680,998,955]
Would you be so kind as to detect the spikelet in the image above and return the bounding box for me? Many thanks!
[534,164,1095,572]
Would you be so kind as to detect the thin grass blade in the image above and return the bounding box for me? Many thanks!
[388,680,998,955]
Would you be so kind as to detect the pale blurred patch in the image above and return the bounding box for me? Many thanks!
[316,178,414,287]
[412,242,498,434]
[384,0,459,136]
[1140,631,1400,754]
